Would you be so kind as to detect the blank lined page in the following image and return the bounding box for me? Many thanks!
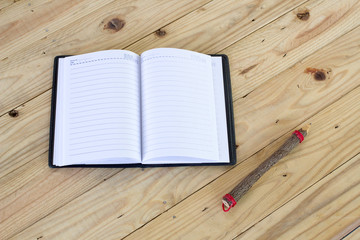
[54,50,141,166]
[141,48,219,163]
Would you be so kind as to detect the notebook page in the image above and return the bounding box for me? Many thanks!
[140,48,219,163]
[54,50,141,166]
[212,57,229,163]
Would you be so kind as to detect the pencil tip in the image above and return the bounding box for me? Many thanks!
[302,123,311,133]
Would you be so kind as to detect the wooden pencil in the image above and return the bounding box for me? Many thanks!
[222,124,311,212]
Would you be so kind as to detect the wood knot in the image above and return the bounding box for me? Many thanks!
[314,71,326,81]
[297,11,310,21]
[304,67,328,81]
[8,109,19,117]
[155,29,166,37]
[103,18,125,33]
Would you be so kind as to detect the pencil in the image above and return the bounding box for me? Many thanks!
[222,124,311,212]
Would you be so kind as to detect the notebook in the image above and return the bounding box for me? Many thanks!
[49,48,236,167]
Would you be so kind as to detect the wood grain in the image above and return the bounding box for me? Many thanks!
[0,152,122,239]
[223,0,360,100]
[235,153,360,240]
[233,25,360,164]
[122,84,360,240]
[0,90,51,178]
[5,19,360,240]
[7,165,229,239]
[0,0,211,116]
[0,0,16,10]
[127,0,307,53]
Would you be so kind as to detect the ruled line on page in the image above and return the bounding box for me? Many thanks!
[70,137,138,145]
[69,82,138,90]
[70,78,138,85]
[69,149,139,157]
[69,101,137,110]
[70,116,134,124]
[69,132,139,140]
[69,143,138,151]
[70,91,137,99]
[69,126,140,135]
[71,71,136,80]
[70,86,138,95]
[70,97,139,105]
[68,112,138,121]
[71,66,138,75]
[143,129,211,137]
[68,120,139,130]
[144,147,214,153]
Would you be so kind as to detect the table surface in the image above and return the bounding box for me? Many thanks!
[1,0,360,239]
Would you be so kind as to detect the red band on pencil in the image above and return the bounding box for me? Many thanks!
[293,130,304,143]
[222,194,237,212]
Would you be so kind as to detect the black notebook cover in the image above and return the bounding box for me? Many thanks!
[48,54,236,168]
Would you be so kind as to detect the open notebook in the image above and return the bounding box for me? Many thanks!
[49,48,236,167]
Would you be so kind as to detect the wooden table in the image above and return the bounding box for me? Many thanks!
[1,0,360,239]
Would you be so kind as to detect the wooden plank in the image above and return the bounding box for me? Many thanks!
[0,0,211,116]
[1,0,113,57]
[0,152,122,239]
[224,0,360,101]
[7,22,360,240]
[121,87,360,239]
[234,153,360,240]
[0,91,51,178]
[127,0,307,53]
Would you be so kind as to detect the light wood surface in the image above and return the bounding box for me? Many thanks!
[1,0,359,239]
